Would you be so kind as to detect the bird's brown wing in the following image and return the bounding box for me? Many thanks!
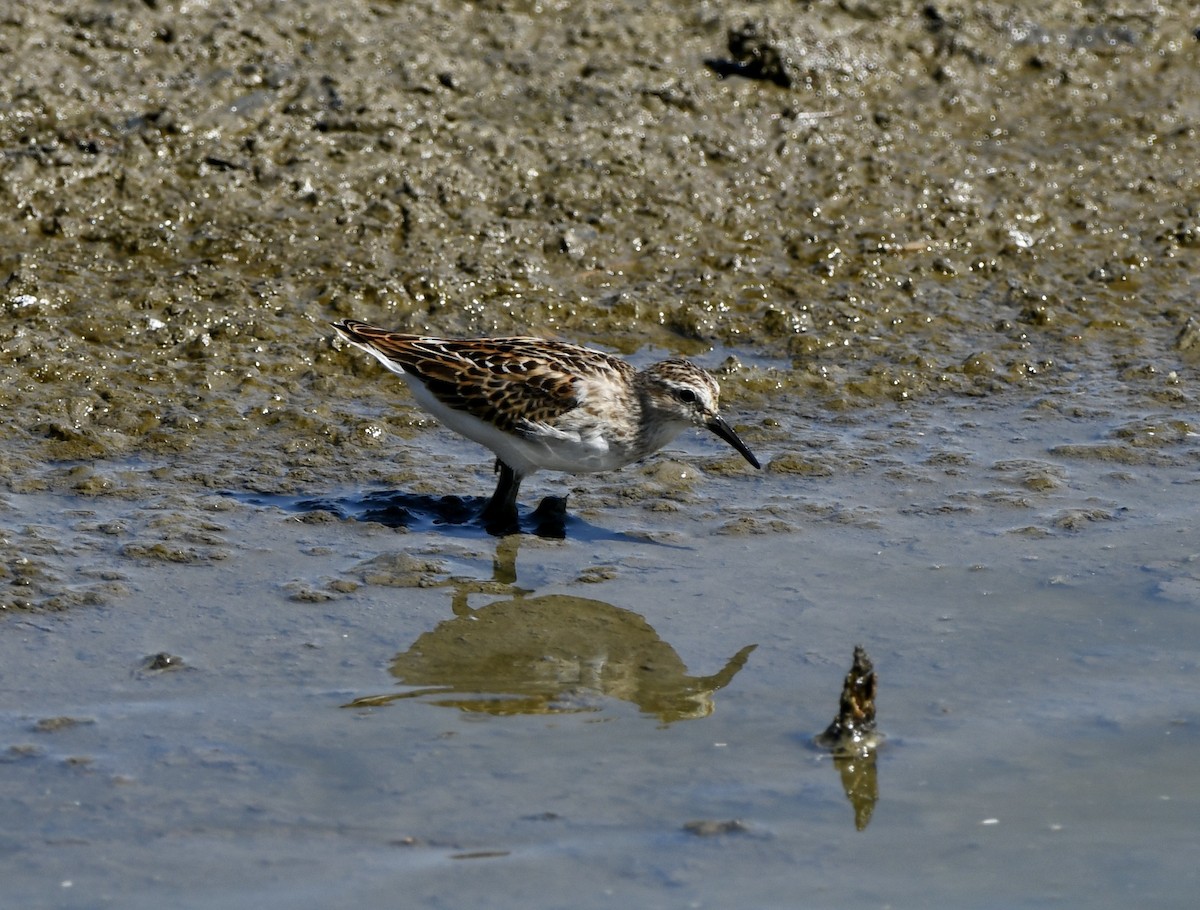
[332,320,631,432]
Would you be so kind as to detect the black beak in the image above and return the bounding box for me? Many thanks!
[706,416,761,469]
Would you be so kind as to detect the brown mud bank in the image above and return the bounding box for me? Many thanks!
[1,1,1197,496]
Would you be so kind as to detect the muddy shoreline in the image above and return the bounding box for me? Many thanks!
[2,2,1197,473]
[1,9,1199,903]
[3,1,1198,612]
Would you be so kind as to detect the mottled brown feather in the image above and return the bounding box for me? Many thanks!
[333,320,634,433]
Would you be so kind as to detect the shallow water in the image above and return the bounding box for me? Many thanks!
[3,399,1199,908]
[2,1,1199,907]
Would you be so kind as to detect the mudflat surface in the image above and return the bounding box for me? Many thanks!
[1,2,1198,908]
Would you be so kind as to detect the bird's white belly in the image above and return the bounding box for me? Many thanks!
[401,374,630,476]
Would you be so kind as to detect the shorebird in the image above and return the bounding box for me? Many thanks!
[331,319,760,532]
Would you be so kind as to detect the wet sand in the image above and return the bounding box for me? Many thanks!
[2,1,1199,907]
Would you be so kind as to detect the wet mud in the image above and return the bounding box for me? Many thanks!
[2,3,1197,551]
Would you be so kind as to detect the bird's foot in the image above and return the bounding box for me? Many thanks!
[529,495,568,539]
[478,500,521,537]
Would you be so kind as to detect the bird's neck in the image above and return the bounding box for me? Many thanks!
[631,377,688,459]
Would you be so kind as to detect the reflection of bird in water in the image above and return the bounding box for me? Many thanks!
[345,594,757,724]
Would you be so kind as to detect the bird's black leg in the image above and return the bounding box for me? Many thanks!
[479,461,521,535]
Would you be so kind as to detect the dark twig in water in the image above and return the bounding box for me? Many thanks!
[814,645,883,831]
[815,644,880,755]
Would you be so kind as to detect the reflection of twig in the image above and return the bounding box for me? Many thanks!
[831,753,879,832]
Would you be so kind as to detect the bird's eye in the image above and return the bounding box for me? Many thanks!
[676,388,698,404]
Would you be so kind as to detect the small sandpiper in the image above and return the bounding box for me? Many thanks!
[331,319,761,532]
